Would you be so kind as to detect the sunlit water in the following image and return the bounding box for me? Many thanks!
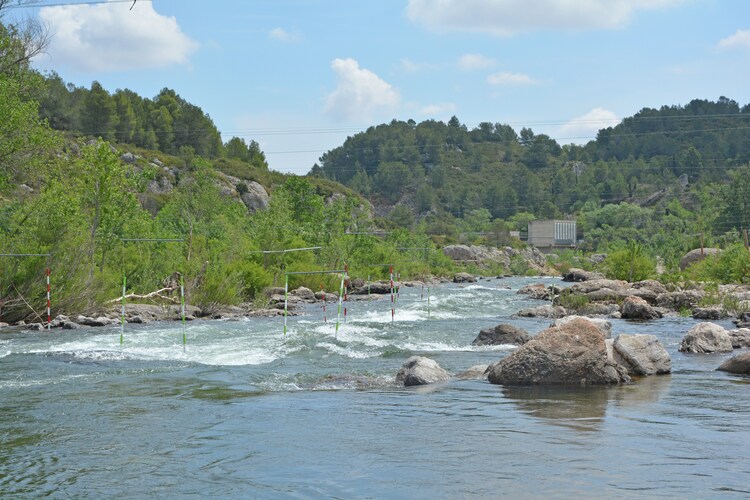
[1,277,749,498]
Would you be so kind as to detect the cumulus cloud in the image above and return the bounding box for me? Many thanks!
[418,102,458,116]
[718,29,750,50]
[557,107,620,143]
[269,27,301,43]
[487,71,537,85]
[406,0,682,36]
[325,58,401,122]
[400,58,438,73]
[37,1,198,72]
[458,53,496,71]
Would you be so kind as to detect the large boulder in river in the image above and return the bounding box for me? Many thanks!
[656,290,706,311]
[717,352,750,374]
[612,334,671,375]
[396,356,451,386]
[487,318,630,386]
[679,322,733,353]
[679,248,722,270]
[620,296,662,320]
[472,324,530,346]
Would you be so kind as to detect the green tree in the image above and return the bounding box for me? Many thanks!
[80,81,116,140]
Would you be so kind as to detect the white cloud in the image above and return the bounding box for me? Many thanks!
[718,29,750,50]
[458,53,496,71]
[406,0,682,36]
[400,58,438,73]
[269,27,301,43]
[487,71,537,85]
[37,1,198,72]
[325,58,401,122]
[557,107,620,143]
[418,102,458,115]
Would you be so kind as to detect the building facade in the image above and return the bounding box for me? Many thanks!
[527,220,577,248]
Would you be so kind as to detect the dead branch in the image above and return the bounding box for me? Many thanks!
[107,287,179,305]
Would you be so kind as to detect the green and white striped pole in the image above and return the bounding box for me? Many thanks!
[283,274,289,337]
[180,273,186,347]
[335,273,345,337]
[120,275,126,345]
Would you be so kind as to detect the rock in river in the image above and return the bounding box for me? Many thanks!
[487,318,630,386]
[396,356,451,386]
[679,322,733,354]
[472,323,530,346]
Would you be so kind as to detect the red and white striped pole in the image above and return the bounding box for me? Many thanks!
[46,267,51,331]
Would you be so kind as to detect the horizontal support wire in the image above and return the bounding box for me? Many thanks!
[249,246,322,254]
[0,254,50,257]
[285,270,345,276]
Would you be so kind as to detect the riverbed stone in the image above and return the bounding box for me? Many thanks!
[679,322,733,353]
[728,328,750,348]
[621,296,662,320]
[516,305,567,319]
[472,323,530,346]
[612,334,671,375]
[717,352,750,374]
[453,272,477,283]
[562,268,604,282]
[692,306,727,320]
[487,318,630,386]
[396,356,451,386]
[291,286,316,301]
[517,283,551,301]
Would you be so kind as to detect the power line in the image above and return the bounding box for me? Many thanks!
[4,0,150,9]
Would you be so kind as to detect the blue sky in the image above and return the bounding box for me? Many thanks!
[17,0,750,174]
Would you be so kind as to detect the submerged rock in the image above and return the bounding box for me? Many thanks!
[717,352,750,374]
[487,318,630,386]
[455,365,489,380]
[396,356,451,386]
[472,324,530,346]
[612,334,671,375]
[679,322,733,354]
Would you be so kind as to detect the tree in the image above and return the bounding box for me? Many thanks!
[80,81,116,140]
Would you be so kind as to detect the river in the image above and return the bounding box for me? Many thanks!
[1,277,748,498]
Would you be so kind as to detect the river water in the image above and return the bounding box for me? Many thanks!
[1,277,748,498]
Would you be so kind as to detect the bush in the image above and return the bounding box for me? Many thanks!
[604,242,655,282]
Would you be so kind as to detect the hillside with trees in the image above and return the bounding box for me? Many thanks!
[311,103,750,267]
[2,1,750,324]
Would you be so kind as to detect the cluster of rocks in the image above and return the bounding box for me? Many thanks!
[519,270,750,322]
[395,316,750,387]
